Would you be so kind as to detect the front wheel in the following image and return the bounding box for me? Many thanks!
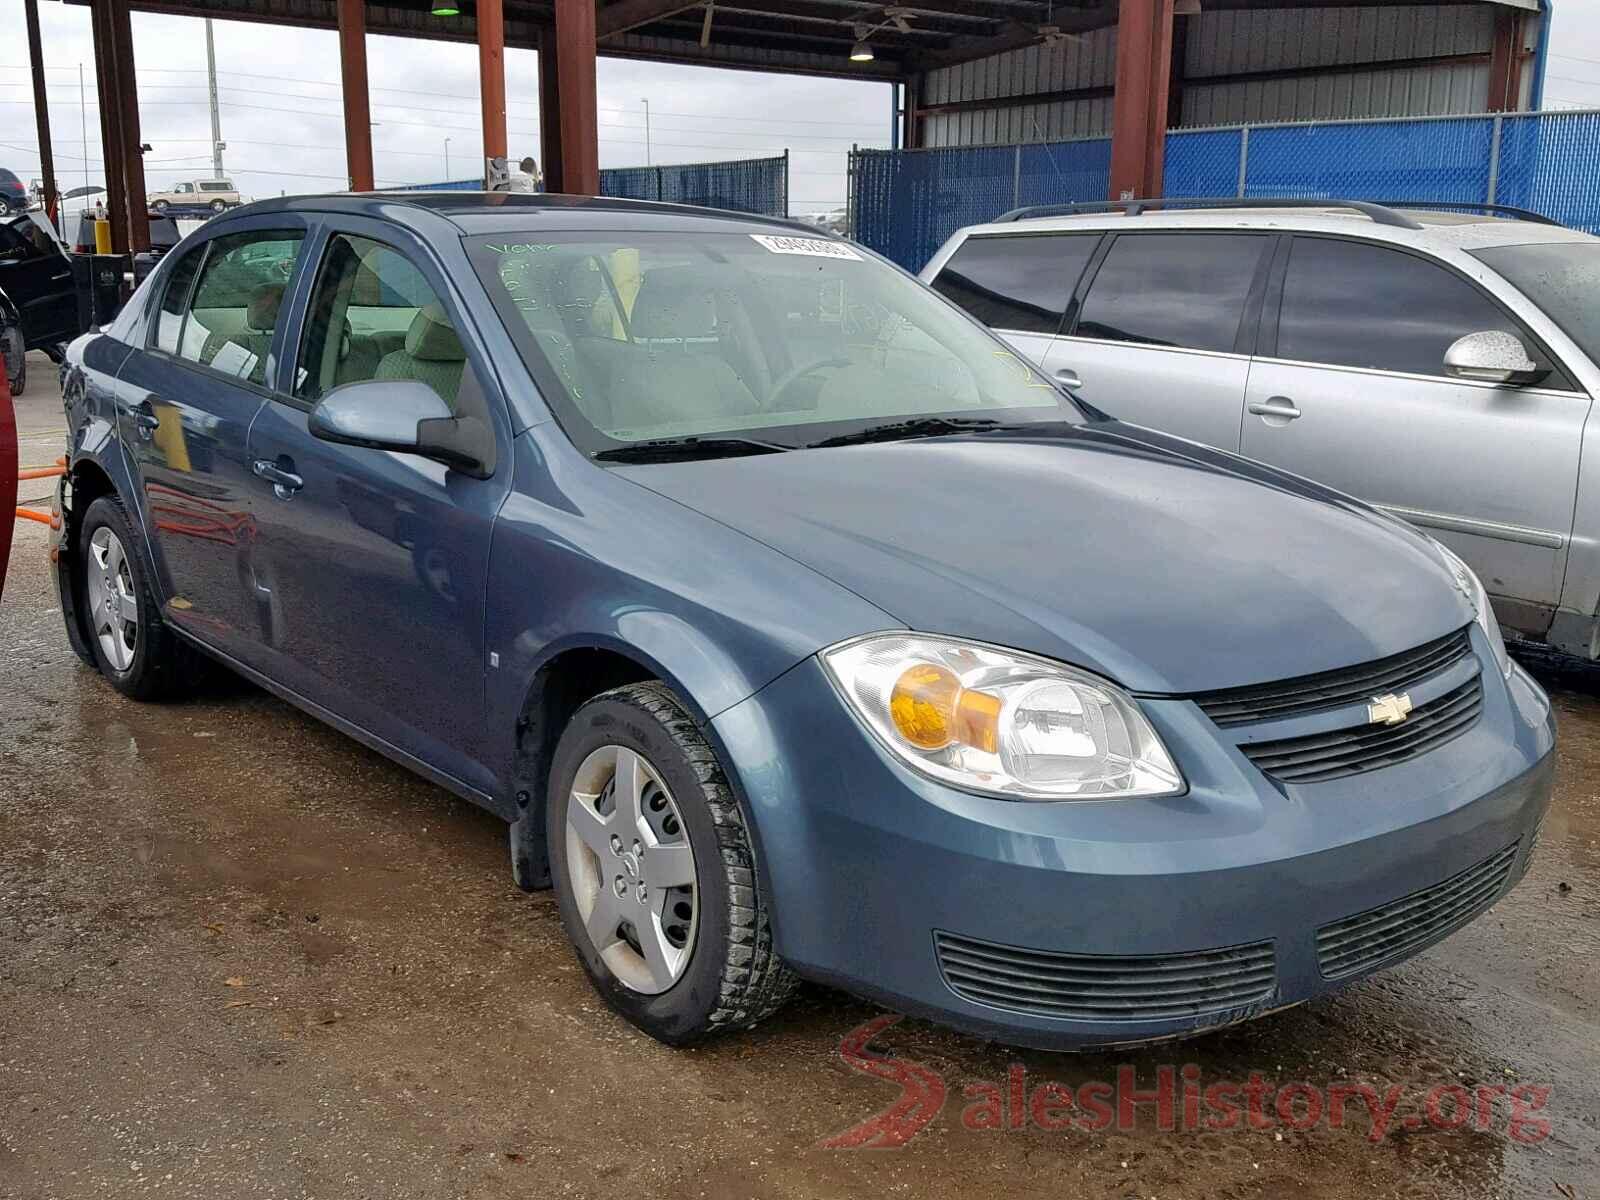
[152,199,168,214]
[547,681,797,1044]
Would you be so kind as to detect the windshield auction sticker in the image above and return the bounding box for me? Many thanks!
[749,234,863,260]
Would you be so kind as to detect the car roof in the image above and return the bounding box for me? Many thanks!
[952,204,1598,254]
[218,191,832,240]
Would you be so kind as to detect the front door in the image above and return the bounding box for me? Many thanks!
[116,223,308,661]
[1241,235,1591,626]
[244,224,509,793]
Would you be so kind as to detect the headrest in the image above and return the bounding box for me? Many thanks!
[405,302,465,362]
[630,268,718,339]
[247,284,284,333]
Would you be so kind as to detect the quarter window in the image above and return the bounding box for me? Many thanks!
[1075,233,1269,354]
[1276,237,1536,379]
[152,244,204,356]
[295,233,471,413]
[931,234,1097,335]
[174,230,303,385]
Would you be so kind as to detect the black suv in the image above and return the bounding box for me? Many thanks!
[0,168,27,217]
[0,212,81,394]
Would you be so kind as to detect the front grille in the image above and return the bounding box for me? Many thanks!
[1240,676,1483,784]
[1193,628,1473,728]
[934,931,1276,1022]
[1316,842,1519,979]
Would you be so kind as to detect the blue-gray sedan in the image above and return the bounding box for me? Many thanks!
[52,194,1554,1048]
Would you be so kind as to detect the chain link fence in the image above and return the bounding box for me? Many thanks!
[404,152,789,217]
[851,110,1600,271]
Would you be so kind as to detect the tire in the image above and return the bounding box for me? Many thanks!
[0,198,11,217]
[209,199,226,213]
[78,495,204,700]
[153,199,168,214]
[3,325,24,396]
[548,681,797,1045]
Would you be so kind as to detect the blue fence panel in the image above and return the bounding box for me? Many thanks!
[851,145,1018,271]
[1495,111,1600,233]
[1015,138,1111,210]
[1164,128,1243,198]
[1243,116,1496,203]
[401,154,787,216]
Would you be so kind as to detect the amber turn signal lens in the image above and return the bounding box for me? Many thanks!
[890,663,1002,754]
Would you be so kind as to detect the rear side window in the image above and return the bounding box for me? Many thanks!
[1276,237,1532,379]
[931,234,1096,335]
[176,230,303,385]
[1075,233,1268,354]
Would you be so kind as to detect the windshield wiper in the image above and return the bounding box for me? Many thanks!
[593,435,792,464]
[805,416,1011,449]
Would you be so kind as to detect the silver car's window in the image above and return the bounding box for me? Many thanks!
[1075,233,1269,354]
[931,234,1097,335]
[1474,241,1600,371]
[468,232,1072,452]
[1277,237,1538,379]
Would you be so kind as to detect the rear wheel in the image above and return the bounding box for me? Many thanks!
[547,681,797,1044]
[209,199,226,213]
[0,198,11,217]
[79,495,204,700]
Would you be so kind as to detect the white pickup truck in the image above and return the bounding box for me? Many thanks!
[147,179,241,214]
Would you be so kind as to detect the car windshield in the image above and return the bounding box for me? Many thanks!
[1473,241,1600,366]
[467,231,1078,455]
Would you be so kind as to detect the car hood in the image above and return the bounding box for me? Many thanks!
[615,422,1473,694]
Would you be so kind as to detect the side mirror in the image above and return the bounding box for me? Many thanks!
[1444,331,1549,387]
[309,380,494,478]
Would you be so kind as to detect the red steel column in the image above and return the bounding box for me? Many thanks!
[552,0,600,195]
[1108,0,1175,200]
[1486,8,1525,113]
[90,0,128,252]
[24,0,59,224]
[108,0,149,252]
[338,0,374,191]
[538,25,565,193]
[478,0,508,184]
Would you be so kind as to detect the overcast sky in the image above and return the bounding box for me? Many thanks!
[4,0,1599,215]
[1,0,893,215]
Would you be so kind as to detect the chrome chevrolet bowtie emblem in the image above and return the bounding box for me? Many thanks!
[1368,693,1414,726]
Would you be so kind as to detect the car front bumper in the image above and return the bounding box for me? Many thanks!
[710,638,1555,1050]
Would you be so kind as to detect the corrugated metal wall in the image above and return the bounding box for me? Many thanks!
[922,4,1538,148]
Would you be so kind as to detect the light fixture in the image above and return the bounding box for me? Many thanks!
[431,0,460,16]
[850,40,875,62]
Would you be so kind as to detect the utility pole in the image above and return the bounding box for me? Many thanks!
[206,19,225,177]
[444,136,451,179]
[641,97,652,165]
[79,63,89,195]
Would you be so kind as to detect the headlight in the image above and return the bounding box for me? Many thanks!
[1434,542,1511,678]
[820,633,1183,801]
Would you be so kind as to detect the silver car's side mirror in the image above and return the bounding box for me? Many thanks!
[1444,331,1549,387]
[309,379,495,478]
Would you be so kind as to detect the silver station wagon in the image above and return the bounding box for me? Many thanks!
[923,199,1600,662]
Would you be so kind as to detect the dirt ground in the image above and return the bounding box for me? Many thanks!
[2,356,1596,1199]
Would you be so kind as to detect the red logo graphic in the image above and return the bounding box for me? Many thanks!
[820,1015,947,1149]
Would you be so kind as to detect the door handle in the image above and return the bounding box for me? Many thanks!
[252,458,304,500]
[1053,367,1082,389]
[122,400,161,438]
[1248,396,1302,422]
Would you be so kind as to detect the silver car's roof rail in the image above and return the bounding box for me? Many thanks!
[1373,200,1561,226]
[992,197,1425,230]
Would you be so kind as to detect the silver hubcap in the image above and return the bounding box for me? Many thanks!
[565,745,699,995]
[86,526,139,673]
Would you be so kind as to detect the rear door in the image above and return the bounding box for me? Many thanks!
[115,218,310,661]
[0,216,78,347]
[1040,231,1276,450]
[1241,235,1590,624]
[926,231,1100,367]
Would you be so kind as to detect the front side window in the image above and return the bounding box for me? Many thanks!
[152,244,204,356]
[296,233,469,412]
[173,183,193,195]
[1277,237,1536,379]
[175,230,303,385]
[931,234,1097,334]
[467,232,1074,453]
[1075,233,1269,354]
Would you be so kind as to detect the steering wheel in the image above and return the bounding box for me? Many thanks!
[764,357,853,412]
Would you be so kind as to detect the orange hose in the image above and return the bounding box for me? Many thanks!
[18,466,65,480]
[15,507,55,526]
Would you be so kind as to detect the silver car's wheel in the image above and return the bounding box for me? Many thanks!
[86,525,139,673]
[564,744,699,995]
